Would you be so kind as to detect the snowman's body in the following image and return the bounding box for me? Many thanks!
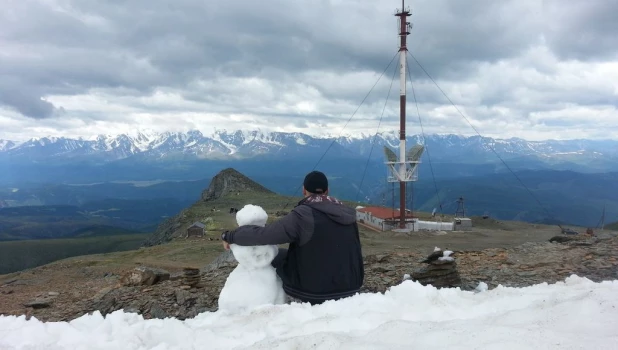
[217,205,286,312]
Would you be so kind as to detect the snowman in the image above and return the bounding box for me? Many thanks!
[217,204,286,312]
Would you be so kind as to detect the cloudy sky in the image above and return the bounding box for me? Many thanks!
[1,0,617,141]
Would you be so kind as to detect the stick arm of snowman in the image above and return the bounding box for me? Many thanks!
[221,205,314,246]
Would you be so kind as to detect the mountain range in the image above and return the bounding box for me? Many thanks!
[2,129,617,167]
[1,129,617,228]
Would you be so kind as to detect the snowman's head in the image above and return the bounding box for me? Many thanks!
[231,204,277,268]
[235,204,268,227]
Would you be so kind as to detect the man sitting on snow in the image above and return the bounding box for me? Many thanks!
[221,170,364,305]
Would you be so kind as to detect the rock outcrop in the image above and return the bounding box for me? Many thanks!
[119,267,171,287]
[201,168,274,201]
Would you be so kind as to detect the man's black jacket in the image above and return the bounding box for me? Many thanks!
[223,194,364,304]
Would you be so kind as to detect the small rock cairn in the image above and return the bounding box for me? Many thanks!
[181,267,201,288]
[410,247,462,288]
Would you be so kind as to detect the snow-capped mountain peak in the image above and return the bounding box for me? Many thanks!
[0,129,616,165]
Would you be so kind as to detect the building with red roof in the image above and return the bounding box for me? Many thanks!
[356,205,458,232]
[355,206,415,231]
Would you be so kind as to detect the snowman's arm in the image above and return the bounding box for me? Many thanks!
[224,207,313,246]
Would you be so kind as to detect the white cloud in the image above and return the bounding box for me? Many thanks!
[0,0,616,141]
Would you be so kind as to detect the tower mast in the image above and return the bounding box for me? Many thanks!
[395,0,411,228]
[384,0,420,231]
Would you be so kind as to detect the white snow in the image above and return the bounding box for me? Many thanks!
[1,276,617,349]
[475,281,489,293]
[217,204,286,312]
[434,246,441,252]
[234,204,269,227]
[439,250,455,261]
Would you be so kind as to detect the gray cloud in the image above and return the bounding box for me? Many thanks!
[541,0,618,61]
[0,0,616,140]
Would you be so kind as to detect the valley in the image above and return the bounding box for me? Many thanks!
[2,130,617,233]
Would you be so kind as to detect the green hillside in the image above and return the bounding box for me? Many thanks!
[0,233,149,274]
[0,198,189,241]
[144,168,367,246]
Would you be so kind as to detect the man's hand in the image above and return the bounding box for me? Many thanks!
[221,230,230,250]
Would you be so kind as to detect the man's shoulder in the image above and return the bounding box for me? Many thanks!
[291,203,314,215]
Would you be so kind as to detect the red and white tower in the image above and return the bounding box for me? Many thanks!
[384,0,424,229]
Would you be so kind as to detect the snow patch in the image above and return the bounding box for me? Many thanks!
[475,282,489,293]
[1,276,617,349]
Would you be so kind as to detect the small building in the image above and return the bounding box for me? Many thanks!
[454,217,473,230]
[187,221,206,238]
[356,206,457,232]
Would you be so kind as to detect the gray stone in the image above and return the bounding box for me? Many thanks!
[120,267,170,287]
[24,298,53,309]
[150,303,168,319]
[175,290,190,305]
[516,271,538,277]
[203,250,237,272]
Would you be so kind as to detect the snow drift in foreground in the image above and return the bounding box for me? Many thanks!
[1,276,617,350]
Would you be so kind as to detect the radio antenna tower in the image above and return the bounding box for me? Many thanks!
[383,0,424,229]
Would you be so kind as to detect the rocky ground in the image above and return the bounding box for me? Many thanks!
[1,233,617,322]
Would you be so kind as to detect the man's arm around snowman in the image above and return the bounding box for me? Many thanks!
[220,198,365,305]
[221,205,314,247]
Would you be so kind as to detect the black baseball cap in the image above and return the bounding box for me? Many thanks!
[303,171,328,194]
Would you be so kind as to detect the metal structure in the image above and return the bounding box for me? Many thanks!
[455,197,466,217]
[383,0,421,229]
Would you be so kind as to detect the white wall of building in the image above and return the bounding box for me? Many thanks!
[356,211,385,231]
[356,209,458,232]
[414,220,455,231]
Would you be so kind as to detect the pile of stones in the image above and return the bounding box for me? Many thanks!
[409,248,462,288]
[181,268,201,288]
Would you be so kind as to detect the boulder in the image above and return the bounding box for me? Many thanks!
[203,250,237,272]
[120,267,170,287]
[23,298,53,309]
